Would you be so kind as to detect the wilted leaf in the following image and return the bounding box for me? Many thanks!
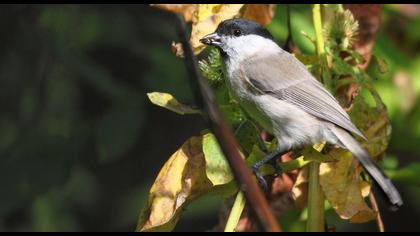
[147,92,201,115]
[150,4,197,22]
[171,41,184,58]
[242,4,276,26]
[191,4,244,54]
[202,133,233,186]
[291,167,309,209]
[302,146,339,163]
[349,90,391,159]
[136,136,212,232]
[137,133,239,231]
[319,150,376,223]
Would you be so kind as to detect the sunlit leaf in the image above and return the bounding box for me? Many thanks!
[150,4,197,22]
[291,167,309,210]
[242,4,276,26]
[136,136,212,232]
[202,133,233,186]
[191,4,244,54]
[319,150,375,223]
[137,132,239,232]
[147,92,201,115]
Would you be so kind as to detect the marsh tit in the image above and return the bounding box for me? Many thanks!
[200,18,402,207]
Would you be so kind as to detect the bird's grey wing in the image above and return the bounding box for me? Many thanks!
[241,51,366,139]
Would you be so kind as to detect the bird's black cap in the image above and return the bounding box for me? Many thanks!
[215,18,274,40]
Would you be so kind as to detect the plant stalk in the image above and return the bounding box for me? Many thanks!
[307,5,327,232]
[306,162,325,232]
[224,191,246,232]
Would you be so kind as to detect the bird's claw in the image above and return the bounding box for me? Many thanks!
[252,165,268,192]
[270,159,283,177]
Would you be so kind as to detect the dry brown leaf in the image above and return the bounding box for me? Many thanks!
[291,167,309,209]
[150,4,197,22]
[136,136,213,232]
[319,149,375,223]
[171,41,184,58]
[190,4,244,54]
[349,93,391,160]
[344,4,381,69]
[242,4,276,26]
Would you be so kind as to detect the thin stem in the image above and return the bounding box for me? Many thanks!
[224,191,246,232]
[369,191,385,232]
[313,4,325,55]
[306,162,325,232]
[312,4,332,91]
[307,6,327,231]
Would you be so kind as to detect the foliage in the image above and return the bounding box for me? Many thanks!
[1,4,420,232]
[140,4,420,232]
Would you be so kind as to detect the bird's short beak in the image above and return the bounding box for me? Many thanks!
[200,33,222,47]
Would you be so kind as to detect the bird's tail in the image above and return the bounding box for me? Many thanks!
[331,126,403,208]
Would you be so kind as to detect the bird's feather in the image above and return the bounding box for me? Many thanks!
[241,51,366,139]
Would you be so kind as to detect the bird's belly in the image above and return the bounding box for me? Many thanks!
[242,94,327,149]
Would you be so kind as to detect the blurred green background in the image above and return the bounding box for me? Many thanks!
[0,4,419,232]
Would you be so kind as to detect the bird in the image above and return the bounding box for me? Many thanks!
[199,18,403,207]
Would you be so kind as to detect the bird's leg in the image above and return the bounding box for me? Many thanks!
[252,147,289,191]
[256,132,281,174]
[256,133,269,153]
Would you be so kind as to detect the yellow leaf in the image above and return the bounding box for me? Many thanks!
[136,136,212,232]
[150,4,197,22]
[292,167,309,209]
[190,4,244,54]
[242,4,276,26]
[147,92,201,115]
[319,150,375,223]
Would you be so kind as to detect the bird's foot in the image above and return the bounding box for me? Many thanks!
[252,165,268,192]
[270,159,283,177]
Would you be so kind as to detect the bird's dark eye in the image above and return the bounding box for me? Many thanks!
[233,29,241,37]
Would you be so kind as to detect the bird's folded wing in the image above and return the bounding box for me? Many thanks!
[241,51,366,139]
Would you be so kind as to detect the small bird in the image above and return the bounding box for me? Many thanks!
[200,18,403,207]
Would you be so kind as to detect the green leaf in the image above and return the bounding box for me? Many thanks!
[137,132,237,232]
[332,57,354,76]
[219,104,246,128]
[147,92,201,115]
[234,120,260,156]
[202,133,234,186]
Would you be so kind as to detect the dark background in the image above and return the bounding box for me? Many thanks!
[0,4,419,232]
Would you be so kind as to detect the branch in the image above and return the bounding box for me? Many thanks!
[369,191,385,232]
[174,14,281,232]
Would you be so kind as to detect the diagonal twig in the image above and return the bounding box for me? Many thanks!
[369,191,385,232]
[173,14,281,232]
